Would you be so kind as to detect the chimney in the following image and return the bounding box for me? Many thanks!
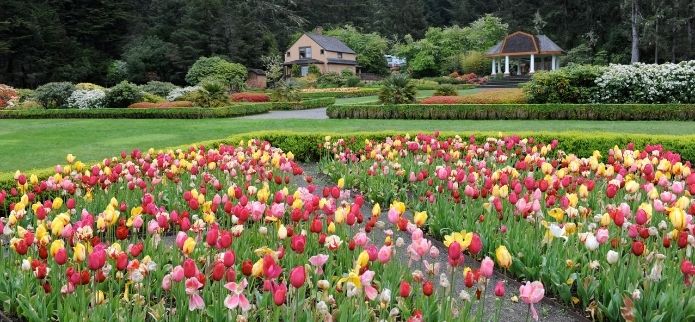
[313,26,323,34]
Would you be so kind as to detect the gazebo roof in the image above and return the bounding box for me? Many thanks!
[486,31,564,57]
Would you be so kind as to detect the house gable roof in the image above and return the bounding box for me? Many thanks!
[305,33,356,54]
[486,31,565,57]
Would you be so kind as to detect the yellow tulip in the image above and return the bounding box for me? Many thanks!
[337,178,345,189]
[356,251,369,269]
[73,243,86,262]
[669,208,686,230]
[182,237,196,255]
[495,246,512,269]
[50,240,65,256]
[252,259,264,277]
[52,197,63,210]
[414,211,428,227]
[548,208,564,222]
[371,204,381,217]
[327,222,336,234]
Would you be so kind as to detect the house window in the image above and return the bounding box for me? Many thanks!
[337,52,343,59]
[286,51,290,57]
[320,49,324,55]
[299,47,312,59]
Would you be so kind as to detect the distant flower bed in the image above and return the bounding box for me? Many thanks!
[127,101,194,109]
[230,92,270,102]
[300,87,364,93]
[421,89,525,104]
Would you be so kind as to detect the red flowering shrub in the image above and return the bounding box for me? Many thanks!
[0,84,19,108]
[231,92,270,103]
[128,101,194,109]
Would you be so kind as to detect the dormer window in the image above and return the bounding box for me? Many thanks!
[299,47,312,59]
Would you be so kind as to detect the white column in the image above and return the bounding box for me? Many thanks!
[504,56,510,76]
[529,54,535,74]
[497,59,502,74]
[551,55,557,70]
[491,59,497,75]
[517,60,522,75]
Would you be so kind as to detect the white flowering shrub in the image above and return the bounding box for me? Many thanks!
[594,61,695,103]
[166,86,200,101]
[66,89,106,109]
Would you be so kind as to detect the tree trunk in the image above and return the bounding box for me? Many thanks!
[631,0,640,63]
[654,19,659,63]
[672,25,677,63]
[689,18,693,59]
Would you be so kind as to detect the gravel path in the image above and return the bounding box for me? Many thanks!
[298,162,589,322]
[239,108,328,119]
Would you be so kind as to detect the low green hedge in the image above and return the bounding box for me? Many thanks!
[4,130,695,215]
[270,97,336,110]
[0,104,272,119]
[326,103,695,121]
[298,88,380,99]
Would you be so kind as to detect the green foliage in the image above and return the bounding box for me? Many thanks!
[123,36,178,83]
[324,26,389,75]
[291,65,301,78]
[141,92,166,103]
[0,104,271,119]
[345,76,361,87]
[261,55,284,88]
[460,51,491,75]
[379,74,417,104]
[270,97,336,110]
[271,80,301,102]
[523,65,605,103]
[104,81,143,108]
[308,65,321,76]
[106,60,129,86]
[316,72,344,88]
[140,81,178,97]
[298,88,380,99]
[34,82,75,109]
[394,15,507,77]
[433,84,458,96]
[411,79,440,90]
[185,56,247,89]
[190,79,229,108]
[326,103,695,121]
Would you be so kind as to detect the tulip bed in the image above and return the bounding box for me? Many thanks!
[0,139,524,321]
[318,133,695,321]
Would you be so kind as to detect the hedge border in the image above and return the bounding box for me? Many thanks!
[326,103,695,121]
[298,88,380,99]
[0,98,334,119]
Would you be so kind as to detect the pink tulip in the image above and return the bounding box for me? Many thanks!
[185,277,205,311]
[162,274,172,291]
[176,231,188,249]
[360,270,378,300]
[377,245,392,263]
[289,266,305,288]
[224,278,251,312]
[172,265,185,282]
[353,232,369,246]
[309,254,329,275]
[494,281,505,297]
[519,281,545,321]
[596,228,609,244]
[480,256,494,278]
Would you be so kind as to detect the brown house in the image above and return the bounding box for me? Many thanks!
[284,33,357,77]
[246,68,267,89]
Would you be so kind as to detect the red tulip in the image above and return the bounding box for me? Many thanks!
[241,260,253,276]
[468,234,482,255]
[223,251,235,267]
[55,248,68,265]
[289,266,306,288]
[183,258,197,278]
[399,280,411,297]
[448,242,463,267]
[606,184,618,199]
[211,262,225,281]
[290,235,306,254]
[494,281,505,297]
[116,252,128,271]
[310,218,322,233]
[129,242,143,257]
[423,280,434,296]
[116,224,129,240]
[273,284,287,305]
[88,249,106,271]
[631,241,645,256]
[219,231,232,248]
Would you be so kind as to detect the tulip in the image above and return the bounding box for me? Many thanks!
[423,280,434,296]
[399,280,411,297]
[182,237,196,256]
[377,245,392,264]
[55,248,67,265]
[606,250,619,265]
[290,234,306,254]
[309,254,329,275]
[494,281,505,297]
[670,208,687,230]
[183,258,197,278]
[480,256,494,278]
[289,266,306,288]
[519,281,545,321]
[632,240,645,256]
[495,245,511,269]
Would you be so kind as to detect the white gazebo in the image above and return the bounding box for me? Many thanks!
[486,31,565,77]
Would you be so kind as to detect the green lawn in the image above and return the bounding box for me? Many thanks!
[2,118,695,174]
[335,88,479,105]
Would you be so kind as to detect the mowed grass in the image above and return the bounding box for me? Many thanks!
[3,118,695,174]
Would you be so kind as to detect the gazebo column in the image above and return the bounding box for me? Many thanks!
[497,59,502,74]
[551,55,557,70]
[517,60,522,76]
[491,59,497,76]
[529,54,535,74]
[504,56,510,76]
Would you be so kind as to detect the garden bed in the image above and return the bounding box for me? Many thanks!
[326,103,695,121]
[298,88,380,99]
[0,104,272,119]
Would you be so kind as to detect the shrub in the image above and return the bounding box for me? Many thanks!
[298,87,380,99]
[128,101,194,108]
[434,84,458,96]
[167,86,201,101]
[345,76,361,87]
[106,60,128,85]
[231,92,270,102]
[411,79,440,90]
[460,51,491,76]
[595,61,695,103]
[270,97,336,110]
[185,56,247,88]
[379,74,417,104]
[421,88,525,104]
[104,81,143,108]
[34,82,75,108]
[0,104,271,119]
[67,89,106,109]
[190,79,229,108]
[16,89,34,103]
[17,100,42,110]
[140,81,178,97]
[293,75,318,89]
[271,80,301,102]
[291,65,301,77]
[141,92,166,103]
[523,64,605,103]
[0,84,19,109]
[308,65,321,76]
[75,83,104,91]
[316,72,345,88]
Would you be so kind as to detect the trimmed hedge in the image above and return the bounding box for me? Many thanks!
[4,130,695,214]
[270,97,336,110]
[298,88,380,99]
[0,104,272,119]
[326,103,695,121]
